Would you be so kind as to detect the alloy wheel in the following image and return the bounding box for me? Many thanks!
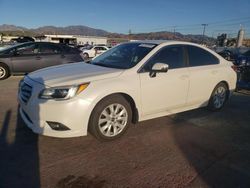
[213,86,226,109]
[98,103,128,137]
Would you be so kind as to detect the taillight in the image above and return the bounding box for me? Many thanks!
[231,65,238,72]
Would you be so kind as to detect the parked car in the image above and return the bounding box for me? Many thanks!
[18,41,236,140]
[235,51,250,91]
[217,49,236,61]
[235,50,250,66]
[78,44,93,51]
[0,42,84,80]
[81,45,109,59]
[236,64,250,91]
[10,36,35,43]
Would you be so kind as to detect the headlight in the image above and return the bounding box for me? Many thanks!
[39,83,89,100]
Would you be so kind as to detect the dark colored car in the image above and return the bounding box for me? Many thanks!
[217,49,236,61]
[10,36,35,43]
[0,42,84,80]
[235,50,250,66]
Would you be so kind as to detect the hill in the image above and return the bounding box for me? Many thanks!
[0,24,108,36]
[0,24,215,44]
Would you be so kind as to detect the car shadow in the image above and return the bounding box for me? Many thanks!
[0,108,40,188]
[171,93,250,187]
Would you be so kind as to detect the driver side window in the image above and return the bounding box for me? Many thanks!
[142,45,185,72]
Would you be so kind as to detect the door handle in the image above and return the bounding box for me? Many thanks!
[61,54,66,58]
[36,56,41,60]
[180,75,189,80]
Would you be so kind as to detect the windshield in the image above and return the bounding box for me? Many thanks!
[91,43,156,69]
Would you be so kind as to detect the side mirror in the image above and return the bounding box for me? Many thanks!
[150,63,169,77]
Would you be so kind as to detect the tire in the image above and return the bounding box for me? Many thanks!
[88,95,132,141]
[83,53,89,60]
[0,63,10,80]
[208,82,229,111]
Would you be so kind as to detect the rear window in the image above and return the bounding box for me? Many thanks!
[187,46,219,66]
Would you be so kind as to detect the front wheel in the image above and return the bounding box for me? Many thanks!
[88,95,132,141]
[208,83,229,111]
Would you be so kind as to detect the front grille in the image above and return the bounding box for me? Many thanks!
[20,81,32,104]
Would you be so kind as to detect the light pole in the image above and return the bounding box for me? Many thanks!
[173,26,176,38]
[201,24,208,44]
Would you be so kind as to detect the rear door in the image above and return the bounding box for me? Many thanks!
[11,43,40,73]
[37,43,64,69]
[62,45,83,63]
[186,45,220,106]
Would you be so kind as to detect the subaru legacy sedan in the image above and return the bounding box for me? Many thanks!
[0,42,83,80]
[18,41,237,141]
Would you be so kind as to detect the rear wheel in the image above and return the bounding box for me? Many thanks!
[83,53,89,60]
[0,63,10,80]
[208,83,229,111]
[89,95,132,141]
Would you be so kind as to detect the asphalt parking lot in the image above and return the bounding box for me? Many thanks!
[0,77,250,188]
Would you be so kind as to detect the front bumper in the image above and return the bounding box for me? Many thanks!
[19,106,87,138]
[18,80,94,138]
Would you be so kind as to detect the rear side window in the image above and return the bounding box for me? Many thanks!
[142,45,185,72]
[62,45,79,54]
[38,43,62,54]
[187,46,219,66]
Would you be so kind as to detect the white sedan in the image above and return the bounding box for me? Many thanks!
[81,45,109,59]
[18,40,237,140]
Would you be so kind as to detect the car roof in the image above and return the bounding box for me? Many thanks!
[129,40,203,46]
[130,40,174,45]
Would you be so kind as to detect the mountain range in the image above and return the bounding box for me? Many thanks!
[0,24,215,44]
[0,24,108,36]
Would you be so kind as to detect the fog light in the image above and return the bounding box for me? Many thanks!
[47,121,70,131]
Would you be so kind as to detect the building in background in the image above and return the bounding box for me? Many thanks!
[76,35,107,45]
[42,35,107,46]
[0,35,19,42]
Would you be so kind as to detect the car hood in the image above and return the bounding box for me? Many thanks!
[27,62,124,87]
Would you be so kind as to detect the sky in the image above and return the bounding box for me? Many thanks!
[0,0,250,37]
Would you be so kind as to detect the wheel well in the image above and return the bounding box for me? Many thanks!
[220,81,229,89]
[119,93,139,124]
[94,93,139,124]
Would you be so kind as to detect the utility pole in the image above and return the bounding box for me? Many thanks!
[201,24,208,44]
[128,29,132,41]
[173,26,176,38]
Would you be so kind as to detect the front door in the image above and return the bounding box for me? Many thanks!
[11,43,40,73]
[37,43,63,69]
[139,45,189,116]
